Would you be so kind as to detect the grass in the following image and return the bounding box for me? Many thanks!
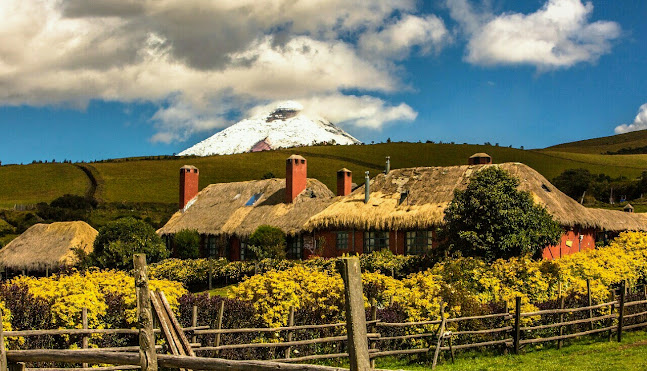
[4,142,647,206]
[0,163,89,208]
[198,284,237,297]
[375,331,647,371]
[545,129,647,154]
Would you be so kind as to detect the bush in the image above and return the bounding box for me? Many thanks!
[442,167,562,261]
[248,225,286,259]
[174,229,200,259]
[91,217,169,269]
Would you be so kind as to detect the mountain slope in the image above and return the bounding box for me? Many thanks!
[179,101,361,156]
[544,129,647,154]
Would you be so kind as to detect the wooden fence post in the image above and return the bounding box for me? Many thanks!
[285,306,295,359]
[608,291,615,342]
[431,303,446,370]
[617,280,626,343]
[1,309,7,371]
[586,279,594,331]
[339,257,371,371]
[191,305,198,344]
[503,301,509,356]
[558,283,565,350]
[134,254,158,371]
[513,296,521,355]
[369,299,377,369]
[214,301,224,356]
[82,307,88,368]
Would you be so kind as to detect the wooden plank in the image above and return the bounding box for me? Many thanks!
[158,291,195,357]
[196,321,377,334]
[198,334,381,351]
[149,291,181,356]
[191,305,197,344]
[285,306,295,359]
[624,299,647,308]
[521,314,615,331]
[4,329,139,337]
[445,312,512,323]
[513,297,521,355]
[6,350,140,366]
[214,300,224,357]
[431,304,446,370]
[26,366,140,371]
[618,280,626,342]
[521,301,617,317]
[133,254,157,371]
[439,338,512,351]
[519,326,614,345]
[450,326,512,335]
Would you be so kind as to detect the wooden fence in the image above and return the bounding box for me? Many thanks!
[1,257,647,370]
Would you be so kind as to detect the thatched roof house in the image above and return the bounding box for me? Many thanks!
[158,178,335,238]
[0,221,97,271]
[305,162,647,232]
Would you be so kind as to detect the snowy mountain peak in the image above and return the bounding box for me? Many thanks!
[178,102,362,157]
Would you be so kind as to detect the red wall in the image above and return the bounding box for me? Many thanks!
[542,227,597,260]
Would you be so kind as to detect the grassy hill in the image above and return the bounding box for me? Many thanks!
[544,129,647,154]
[3,142,647,208]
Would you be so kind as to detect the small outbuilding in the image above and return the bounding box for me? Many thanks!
[0,221,98,274]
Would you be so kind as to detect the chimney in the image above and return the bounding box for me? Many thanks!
[286,155,307,203]
[364,171,370,204]
[179,165,199,209]
[385,156,391,174]
[337,168,352,196]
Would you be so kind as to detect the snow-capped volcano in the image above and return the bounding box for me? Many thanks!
[178,102,362,156]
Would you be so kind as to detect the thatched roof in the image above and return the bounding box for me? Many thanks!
[158,178,335,237]
[0,221,97,271]
[305,163,647,232]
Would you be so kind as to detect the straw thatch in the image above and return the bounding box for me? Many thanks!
[305,163,647,232]
[0,221,98,271]
[158,178,335,237]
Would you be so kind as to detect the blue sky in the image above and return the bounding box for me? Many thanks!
[1,0,646,164]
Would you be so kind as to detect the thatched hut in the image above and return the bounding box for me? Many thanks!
[305,162,647,260]
[0,221,97,273]
[158,155,335,260]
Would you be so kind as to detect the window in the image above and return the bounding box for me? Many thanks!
[240,240,252,261]
[245,192,264,206]
[336,231,349,250]
[207,236,218,257]
[406,231,432,255]
[364,231,389,253]
[287,235,303,260]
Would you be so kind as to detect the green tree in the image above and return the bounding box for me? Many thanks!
[247,225,286,259]
[552,168,592,200]
[441,167,562,261]
[90,217,169,269]
[173,229,201,259]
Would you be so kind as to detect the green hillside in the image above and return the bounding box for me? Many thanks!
[2,142,647,207]
[544,129,647,154]
[0,163,89,208]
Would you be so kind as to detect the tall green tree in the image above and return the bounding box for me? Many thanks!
[441,167,562,261]
[247,225,287,260]
[91,217,169,269]
[552,168,592,200]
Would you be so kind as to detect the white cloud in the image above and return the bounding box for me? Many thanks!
[0,0,432,141]
[615,104,647,134]
[447,0,621,69]
[359,15,450,60]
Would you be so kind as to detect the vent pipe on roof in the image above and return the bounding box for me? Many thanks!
[385,156,391,174]
[364,171,370,204]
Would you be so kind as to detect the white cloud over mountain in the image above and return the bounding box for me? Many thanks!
[0,0,441,142]
[615,104,647,134]
[447,0,621,69]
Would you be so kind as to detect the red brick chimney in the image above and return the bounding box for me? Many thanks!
[286,155,307,203]
[337,168,352,196]
[179,165,199,209]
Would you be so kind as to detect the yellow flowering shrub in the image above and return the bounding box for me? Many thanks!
[231,265,344,327]
[0,301,11,332]
[12,269,186,328]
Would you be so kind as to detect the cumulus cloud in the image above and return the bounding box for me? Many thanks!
[615,104,647,134]
[0,0,431,142]
[359,15,450,60]
[447,0,621,69]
